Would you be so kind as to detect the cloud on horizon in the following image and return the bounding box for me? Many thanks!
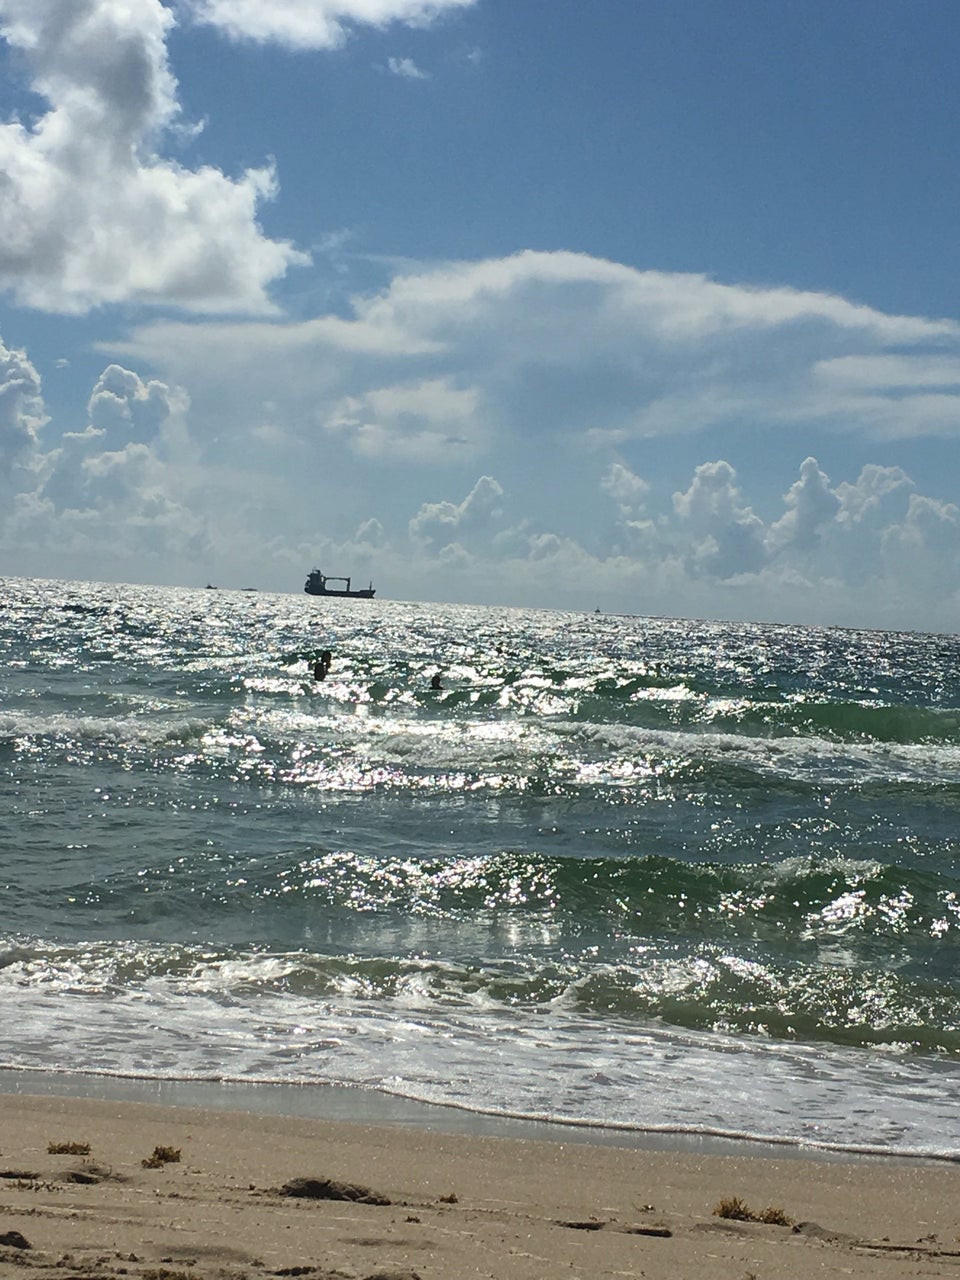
[0,335,46,499]
[4,328,960,627]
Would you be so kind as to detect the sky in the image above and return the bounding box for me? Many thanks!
[1,0,960,629]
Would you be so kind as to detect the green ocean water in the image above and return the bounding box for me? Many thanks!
[1,576,959,1157]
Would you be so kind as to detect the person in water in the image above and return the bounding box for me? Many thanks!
[313,649,332,681]
[430,672,443,690]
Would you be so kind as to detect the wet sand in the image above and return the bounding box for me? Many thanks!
[0,1091,958,1280]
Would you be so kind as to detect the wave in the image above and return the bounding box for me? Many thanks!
[17,847,960,949]
[568,686,960,744]
[13,704,954,801]
[703,697,960,745]
[3,848,959,1055]
[0,708,217,749]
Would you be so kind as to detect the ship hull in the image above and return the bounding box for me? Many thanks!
[304,585,375,598]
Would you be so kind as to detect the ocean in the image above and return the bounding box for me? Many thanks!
[1,575,959,1159]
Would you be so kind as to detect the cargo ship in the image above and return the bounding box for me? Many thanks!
[304,570,375,598]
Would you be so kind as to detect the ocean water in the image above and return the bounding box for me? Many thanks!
[1,575,959,1159]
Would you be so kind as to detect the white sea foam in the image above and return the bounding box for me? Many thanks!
[0,962,956,1158]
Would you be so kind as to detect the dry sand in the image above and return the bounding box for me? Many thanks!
[0,1092,958,1279]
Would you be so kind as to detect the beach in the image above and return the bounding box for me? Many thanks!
[0,1092,958,1280]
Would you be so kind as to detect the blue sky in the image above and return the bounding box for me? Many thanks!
[2,0,960,628]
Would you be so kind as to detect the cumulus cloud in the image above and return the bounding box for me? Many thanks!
[33,363,204,569]
[673,460,767,579]
[96,249,960,619]
[881,494,960,597]
[186,0,477,50]
[0,335,45,494]
[0,0,306,314]
[600,462,661,557]
[352,517,388,549]
[40,366,193,529]
[834,463,915,529]
[87,364,189,449]
[769,456,840,552]
[601,462,649,517]
[409,474,503,547]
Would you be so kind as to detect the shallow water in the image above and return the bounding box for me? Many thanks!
[2,577,959,1157]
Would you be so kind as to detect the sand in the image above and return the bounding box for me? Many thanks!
[0,1092,958,1280]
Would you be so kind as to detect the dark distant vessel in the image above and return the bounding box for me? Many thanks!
[304,570,375,599]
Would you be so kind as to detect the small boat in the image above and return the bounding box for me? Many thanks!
[304,570,375,599]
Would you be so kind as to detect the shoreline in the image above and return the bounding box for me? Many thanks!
[0,1068,949,1167]
[1,1089,959,1280]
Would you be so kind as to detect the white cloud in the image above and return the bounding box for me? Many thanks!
[601,462,649,517]
[835,463,915,529]
[114,251,960,459]
[814,354,960,391]
[87,364,190,449]
[351,253,960,450]
[352,516,388,548]
[186,0,477,50]
[79,442,161,507]
[350,251,955,346]
[599,462,659,556]
[34,363,202,566]
[409,474,503,547]
[769,456,840,552]
[672,459,767,579]
[8,430,210,577]
[90,250,960,621]
[386,55,429,79]
[882,494,960,596]
[0,0,306,315]
[0,334,45,494]
[327,378,482,460]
